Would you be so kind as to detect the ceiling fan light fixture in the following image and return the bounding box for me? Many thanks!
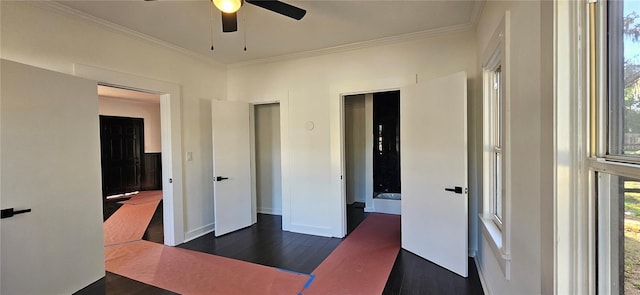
[213,0,243,13]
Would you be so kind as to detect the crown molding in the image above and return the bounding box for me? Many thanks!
[31,0,483,69]
[228,22,475,69]
[32,1,225,68]
[470,0,486,27]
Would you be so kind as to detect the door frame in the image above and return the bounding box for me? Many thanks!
[249,102,283,222]
[73,63,184,246]
[330,75,414,237]
[248,98,291,229]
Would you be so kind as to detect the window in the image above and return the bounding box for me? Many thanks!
[590,0,640,293]
[607,0,640,161]
[480,12,510,279]
[596,173,640,294]
[490,66,504,227]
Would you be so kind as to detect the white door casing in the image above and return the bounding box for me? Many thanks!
[212,100,253,236]
[0,60,105,293]
[72,63,184,246]
[400,71,469,277]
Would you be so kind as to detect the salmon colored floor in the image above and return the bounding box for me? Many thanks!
[103,199,161,246]
[119,190,163,205]
[103,193,311,295]
[303,213,401,295]
[104,198,400,295]
[105,240,311,295]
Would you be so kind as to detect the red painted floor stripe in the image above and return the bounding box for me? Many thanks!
[303,213,401,295]
[103,194,309,294]
[119,191,163,205]
[105,240,310,295]
[103,200,160,246]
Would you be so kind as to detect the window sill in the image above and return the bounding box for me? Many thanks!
[479,214,511,280]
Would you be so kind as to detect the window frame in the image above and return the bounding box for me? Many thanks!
[480,11,511,280]
[588,0,640,294]
[489,65,505,229]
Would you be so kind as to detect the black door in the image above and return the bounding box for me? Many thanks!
[100,116,144,198]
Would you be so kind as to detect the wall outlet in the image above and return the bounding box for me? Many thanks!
[186,152,193,161]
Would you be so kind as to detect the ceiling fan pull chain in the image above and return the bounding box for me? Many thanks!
[243,10,247,51]
[210,3,215,51]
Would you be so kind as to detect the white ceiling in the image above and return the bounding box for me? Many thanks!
[55,0,483,65]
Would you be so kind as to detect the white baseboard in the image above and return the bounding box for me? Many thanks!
[364,206,376,212]
[258,207,282,215]
[289,222,335,237]
[474,256,490,295]
[183,223,214,243]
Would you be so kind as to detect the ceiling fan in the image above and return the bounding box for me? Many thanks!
[213,0,306,32]
[145,0,305,33]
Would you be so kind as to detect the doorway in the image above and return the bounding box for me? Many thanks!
[98,86,165,244]
[372,91,401,199]
[72,63,183,246]
[254,103,283,217]
[335,72,469,276]
[343,91,401,235]
[343,90,401,230]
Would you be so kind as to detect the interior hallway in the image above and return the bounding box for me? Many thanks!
[77,203,483,294]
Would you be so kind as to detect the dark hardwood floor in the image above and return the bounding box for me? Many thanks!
[178,213,342,274]
[141,200,164,244]
[77,202,484,295]
[347,202,369,234]
[384,252,484,295]
[75,272,177,295]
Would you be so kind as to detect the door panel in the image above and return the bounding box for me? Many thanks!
[1,60,104,293]
[100,116,144,197]
[400,72,468,277]
[212,100,253,236]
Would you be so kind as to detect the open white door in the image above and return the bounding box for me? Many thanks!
[212,100,253,236]
[1,60,105,293]
[400,71,468,277]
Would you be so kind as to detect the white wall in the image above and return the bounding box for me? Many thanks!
[228,30,477,238]
[365,94,374,211]
[255,103,282,215]
[0,1,226,242]
[474,1,554,294]
[98,96,161,153]
[345,95,367,204]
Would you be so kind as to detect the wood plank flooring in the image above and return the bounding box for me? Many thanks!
[383,251,484,295]
[77,202,484,295]
[178,214,342,274]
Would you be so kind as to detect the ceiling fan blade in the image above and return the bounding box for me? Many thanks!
[246,0,306,20]
[221,11,238,32]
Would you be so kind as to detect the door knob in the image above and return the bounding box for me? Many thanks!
[444,186,463,194]
[215,176,229,182]
[1,208,32,219]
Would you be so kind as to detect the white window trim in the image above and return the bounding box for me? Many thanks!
[481,11,511,280]
[558,0,640,293]
[555,0,595,293]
